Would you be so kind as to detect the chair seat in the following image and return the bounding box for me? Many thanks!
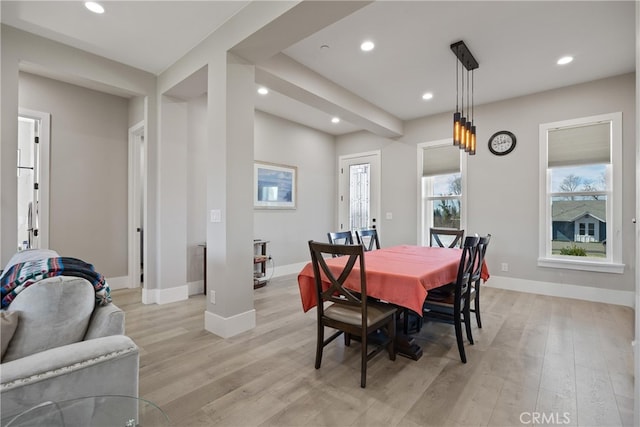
[325,302,397,326]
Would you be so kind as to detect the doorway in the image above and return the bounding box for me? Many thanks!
[17,109,50,251]
[338,151,381,234]
[128,121,146,288]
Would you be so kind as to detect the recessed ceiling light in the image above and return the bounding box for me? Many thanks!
[257,87,269,95]
[557,56,573,65]
[331,117,340,124]
[360,41,375,52]
[422,92,434,101]
[85,1,104,14]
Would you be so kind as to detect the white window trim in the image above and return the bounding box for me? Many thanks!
[417,139,467,245]
[538,112,624,274]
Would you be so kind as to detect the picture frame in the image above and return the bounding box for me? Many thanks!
[254,161,297,209]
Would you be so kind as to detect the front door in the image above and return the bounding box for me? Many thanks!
[338,151,381,235]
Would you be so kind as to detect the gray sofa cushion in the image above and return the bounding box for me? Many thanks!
[3,277,95,362]
[1,311,19,360]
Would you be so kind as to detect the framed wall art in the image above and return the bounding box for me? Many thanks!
[254,161,297,209]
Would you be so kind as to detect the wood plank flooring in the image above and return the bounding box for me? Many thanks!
[113,275,635,427]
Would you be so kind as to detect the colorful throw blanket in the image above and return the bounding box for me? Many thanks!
[1,257,111,309]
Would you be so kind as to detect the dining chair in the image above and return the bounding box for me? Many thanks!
[429,227,465,248]
[355,229,380,251]
[469,234,491,328]
[422,235,480,363]
[327,231,354,245]
[307,240,397,388]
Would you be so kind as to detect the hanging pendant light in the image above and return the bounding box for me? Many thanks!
[453,53,461,146]
[450,41,479,156]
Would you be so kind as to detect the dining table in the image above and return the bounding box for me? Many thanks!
[297,244,490,360]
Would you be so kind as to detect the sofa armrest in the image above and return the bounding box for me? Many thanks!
[84,303,125,339]
[0,335,139,417]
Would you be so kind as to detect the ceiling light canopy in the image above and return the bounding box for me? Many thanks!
[422,92,433,101]
[557,56,573,65]
[85,2,104,14]
[360,40,375,52]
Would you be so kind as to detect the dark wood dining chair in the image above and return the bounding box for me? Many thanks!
[429,227,465,248]
[422,235,480,363]
[355,229,380,251]
[469,234,491,328]
[327,231,354,245]
[308,240,397,388]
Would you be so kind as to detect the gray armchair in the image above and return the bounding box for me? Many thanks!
[0,276,139,419]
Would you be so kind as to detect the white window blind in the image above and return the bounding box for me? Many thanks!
[548,122,610,167]
[423,144,460,177]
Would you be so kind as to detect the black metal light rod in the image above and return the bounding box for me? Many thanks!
[450,40,479,71]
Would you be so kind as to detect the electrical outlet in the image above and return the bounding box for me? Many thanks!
[210,290,216,304]
[501,263,509,272]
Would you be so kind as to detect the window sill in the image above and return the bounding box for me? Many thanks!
[538,257,625,274]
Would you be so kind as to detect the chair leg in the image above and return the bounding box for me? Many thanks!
[403,309,409,334]
[454,315,467,364]
[361,329,367,388]
[387,314,396,361]
[475,283,482,328]
[464,308,474,345]
[344,332,351,346]
[315,324,324,369]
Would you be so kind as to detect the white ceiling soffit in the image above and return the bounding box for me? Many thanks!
[1,0,250,74]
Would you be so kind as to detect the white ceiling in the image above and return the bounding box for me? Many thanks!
[1,1,635,136]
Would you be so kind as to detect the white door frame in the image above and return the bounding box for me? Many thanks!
[18,108,50,250]
[128,121,145,289]
[338,150,381,233]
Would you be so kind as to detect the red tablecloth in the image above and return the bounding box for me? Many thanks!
[297,245,489,315]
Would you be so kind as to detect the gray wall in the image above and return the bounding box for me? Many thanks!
[18,72,129,277]
[254,110,336,267]
[337,73,635,294]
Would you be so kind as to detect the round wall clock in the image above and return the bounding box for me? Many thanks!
[488,131,516,156]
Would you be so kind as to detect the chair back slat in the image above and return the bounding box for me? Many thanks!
[355,229,380,251]
[430,228,465,248]
[471,234,491,282]
[327,231,354,245]
[308,241,367,314]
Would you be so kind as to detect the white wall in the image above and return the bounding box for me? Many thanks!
[338,73,636,295]
[18,72,129,277]
[254,111,337,269]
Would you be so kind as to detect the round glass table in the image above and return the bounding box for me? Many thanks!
[1,395,170,427]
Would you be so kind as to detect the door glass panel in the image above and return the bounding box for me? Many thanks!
[349,163,370,230]
[17,117,37,251]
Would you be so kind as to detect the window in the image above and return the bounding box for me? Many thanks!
[538,112,623,273]
[419,140,466,246]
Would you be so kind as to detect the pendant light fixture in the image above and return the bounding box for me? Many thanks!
[451,41,478,155]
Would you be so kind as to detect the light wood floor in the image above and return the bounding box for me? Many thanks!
[113,275,635,427]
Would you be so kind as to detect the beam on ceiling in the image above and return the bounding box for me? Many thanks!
[256,54,403,138]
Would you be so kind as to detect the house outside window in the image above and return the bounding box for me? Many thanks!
[419,140,466,246]
[538,112,623,273]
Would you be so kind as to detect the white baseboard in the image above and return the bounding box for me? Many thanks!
[187,280,204,296]
[141,285,189,305]
[272,261,307,278]
[486,275,635,308]
[106,276,130,290]
[205,308,256,338]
